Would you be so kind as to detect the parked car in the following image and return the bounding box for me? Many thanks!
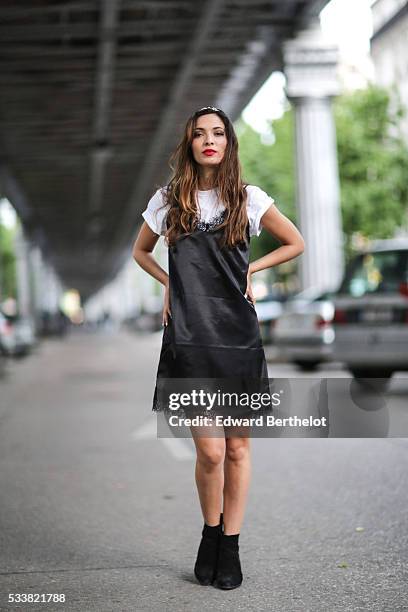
[254,292,286,345]
[40,309,71,337]
[0,311,13,355]
[0,311,36,357]
[0,312,10,357]
[273,288,335,370]
[332,238,408,386]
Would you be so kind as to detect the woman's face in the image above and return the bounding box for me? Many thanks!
[191,113,228,167]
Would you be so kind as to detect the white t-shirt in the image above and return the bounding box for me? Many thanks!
[141,185,275,239]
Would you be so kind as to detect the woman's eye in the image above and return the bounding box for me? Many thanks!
[193,132,224,137]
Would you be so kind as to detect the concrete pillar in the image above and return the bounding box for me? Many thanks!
[121,258,141,319]
[14,223,32,318]
[0,218,3,304]
[283,20,344,293]
[14,223,64,332]
[30,245,45,330]
[42,262,61,313]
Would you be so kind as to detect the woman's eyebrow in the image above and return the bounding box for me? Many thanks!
[194,126,224,131]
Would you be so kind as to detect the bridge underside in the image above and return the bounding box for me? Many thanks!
[0,0,327,299]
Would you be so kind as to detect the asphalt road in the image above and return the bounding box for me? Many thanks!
[0,329,407,612]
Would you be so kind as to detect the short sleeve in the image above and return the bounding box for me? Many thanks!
[141,188,168,236]
[246,185,275,237]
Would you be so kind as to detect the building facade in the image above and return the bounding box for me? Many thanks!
[371,0,408,140]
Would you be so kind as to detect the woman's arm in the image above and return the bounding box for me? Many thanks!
[245,204,304,304]
[132,222,171,325]
[249,204,305,275]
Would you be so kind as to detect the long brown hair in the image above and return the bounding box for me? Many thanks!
[154,107,249,249]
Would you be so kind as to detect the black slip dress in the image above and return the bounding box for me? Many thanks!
[152,204,272,418]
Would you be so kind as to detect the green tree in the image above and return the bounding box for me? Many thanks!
[236,108,297,287]
[334,85,408,256]
[237,84,408,269]
[0,222,17,300]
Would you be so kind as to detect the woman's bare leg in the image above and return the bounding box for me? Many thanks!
[190,424,225,525]
[222,429,251,535]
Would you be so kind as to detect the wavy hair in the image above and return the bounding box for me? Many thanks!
[153,107,249,249]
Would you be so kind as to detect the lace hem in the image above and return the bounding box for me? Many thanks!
[195,208,226,232]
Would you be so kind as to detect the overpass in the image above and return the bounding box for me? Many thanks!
[0,0,342,305]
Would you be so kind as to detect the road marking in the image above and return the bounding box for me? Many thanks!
[131,418,156,440]
[131,417,195,461]
[161,437,195,461]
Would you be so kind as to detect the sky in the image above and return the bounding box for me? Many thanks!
[0,198,16,229]
[242,0,375,135]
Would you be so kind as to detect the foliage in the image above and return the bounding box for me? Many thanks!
[236,108,295,265]
[0,222,17,300]
[237,84,408,268]
[334,85,408,256]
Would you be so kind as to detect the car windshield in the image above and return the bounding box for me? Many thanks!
[339,250,408,296]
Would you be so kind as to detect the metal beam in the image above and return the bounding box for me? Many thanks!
[0,2,96,19]
[0,20,294,42]
[0,0,197,20]
[0,51,258,70]
[0,24,98,42]
[108,0,226,257]
[0,40,242,57]
[88,0,120,221]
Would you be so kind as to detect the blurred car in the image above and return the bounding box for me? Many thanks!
[0,311,10,357]
[254,292,286,345]
[273,288,335,370]
[332,238,408,385]
[133,310,163,333]
[40,309,71,337]
[0,311,36,357]
[0,311,13,355]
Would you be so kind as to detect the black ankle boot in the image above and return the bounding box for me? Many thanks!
[194,513,223,585]
[213,533,243,590]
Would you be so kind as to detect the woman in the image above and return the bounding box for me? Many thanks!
[133,106,304,590]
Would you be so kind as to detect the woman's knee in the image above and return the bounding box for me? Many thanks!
[196,441,225,469]
[225,438,250,463]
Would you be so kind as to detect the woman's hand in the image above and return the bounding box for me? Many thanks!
[163,281,172,326]
[245,269,256,304]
